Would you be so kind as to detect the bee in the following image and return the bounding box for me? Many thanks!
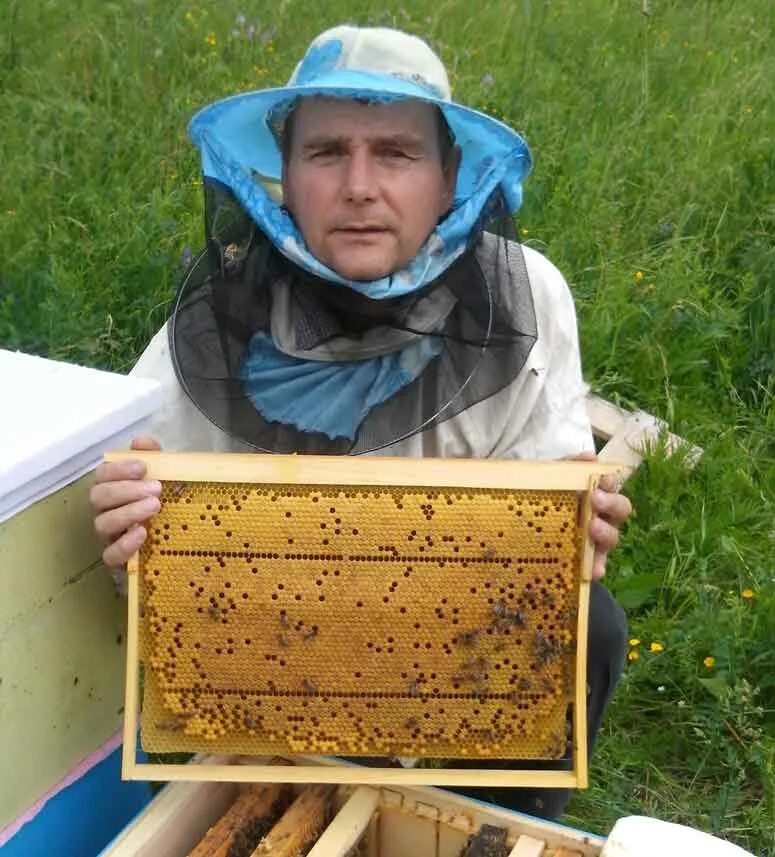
[156,714,190,732]
[302,626,318,643]
[454,628,480,647]
[533,631,563,666]
[404,716,420,730]
[541,676,556,694]
[517,676,533,692]
[407,680,421,698]
[279,613,290,629]
[301,679,318,695]
[482,547,497,560]
[492,599,508,620]
[543,730,566,757]
[277,633,291,649]
[244,715,259,731]
[491,599,526,631]
[207,605,220,621]
[170,482,187,498]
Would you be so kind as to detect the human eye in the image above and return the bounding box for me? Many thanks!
[306,144,344,162]
[378,146,415,164]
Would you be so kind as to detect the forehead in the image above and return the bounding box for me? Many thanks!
[291,97,440,143]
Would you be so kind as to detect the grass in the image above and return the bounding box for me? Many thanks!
[1,0,773,851]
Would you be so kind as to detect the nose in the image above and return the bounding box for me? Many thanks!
[342,146,378,203]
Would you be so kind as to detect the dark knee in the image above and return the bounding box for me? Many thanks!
[588,581,627,663]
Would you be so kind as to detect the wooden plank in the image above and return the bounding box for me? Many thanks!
[0,472,126,830]
[585,395,629,442]
[378,804,437,857]
[0,560,125,830]
[375,780,604,857]
[122,556,141,780]
[509,834,546,856]
[99,780,240,857]
[571,475,596,790]
[551,850,583,857]
[188,783,284,856]
[104,451,623,492]
[306,786,379,857]
[251,785,333,856]
[438,823,470,857]
[126,762,580,789]
[0,473,103,625]
[597,411,702,472]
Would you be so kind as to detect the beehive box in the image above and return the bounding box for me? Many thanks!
[0,474,128,833]
[110,452,624,789]
[100,755,607,857]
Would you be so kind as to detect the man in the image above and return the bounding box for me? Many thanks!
[91,26,630,818]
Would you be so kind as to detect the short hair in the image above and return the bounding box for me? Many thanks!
[279,99,457,168]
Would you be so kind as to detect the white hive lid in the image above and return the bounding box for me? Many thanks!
[602,816,756,857]
[0,349,163,523]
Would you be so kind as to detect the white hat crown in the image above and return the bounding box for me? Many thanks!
[288,25,451,101]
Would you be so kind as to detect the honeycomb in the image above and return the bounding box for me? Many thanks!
[137,480,583,761]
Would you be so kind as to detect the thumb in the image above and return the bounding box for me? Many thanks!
[130,435,162,452]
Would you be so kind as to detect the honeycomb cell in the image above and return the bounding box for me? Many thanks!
[138,483,582,760]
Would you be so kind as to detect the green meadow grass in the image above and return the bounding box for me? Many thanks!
[1,0,773,851]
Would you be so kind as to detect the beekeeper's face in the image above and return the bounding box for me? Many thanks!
[282,97,459,281]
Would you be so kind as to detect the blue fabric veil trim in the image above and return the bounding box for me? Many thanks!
[189,70,532,300]
[239,331,444,441]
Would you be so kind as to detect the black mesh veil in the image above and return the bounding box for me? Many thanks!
[169,180,538,455]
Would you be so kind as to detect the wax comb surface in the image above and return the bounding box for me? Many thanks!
[132,457,591,762]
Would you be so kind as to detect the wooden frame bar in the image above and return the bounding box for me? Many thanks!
[119,454,622,789]
[103,452,621,490]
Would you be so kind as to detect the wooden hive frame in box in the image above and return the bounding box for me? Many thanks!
[110,452,626,790]
[101,756,609,857]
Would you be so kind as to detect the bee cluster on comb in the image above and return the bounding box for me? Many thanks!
[138,476,582,762]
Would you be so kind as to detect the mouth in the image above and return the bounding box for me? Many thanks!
[334,225,392,236]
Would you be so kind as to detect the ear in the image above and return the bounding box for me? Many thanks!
[281,163,293,213]
[439,145,462,214]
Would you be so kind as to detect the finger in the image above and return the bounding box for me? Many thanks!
[598,472,625,493]
[103,525,147,569]
[94,458,147,484]
[131,436,162,451]
[588,515,621,552]
[94,495,161,541]
[574,450,597,462]
[591,488,632,524]
[90,478,162,515]
[591,549,607,581]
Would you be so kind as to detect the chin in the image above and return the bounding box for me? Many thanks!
[327,257,397,283]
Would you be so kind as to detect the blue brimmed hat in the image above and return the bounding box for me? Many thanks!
[188,25,533,298]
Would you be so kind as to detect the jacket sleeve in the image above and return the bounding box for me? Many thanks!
[489,246,595,460]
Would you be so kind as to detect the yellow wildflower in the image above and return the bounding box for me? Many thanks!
[741,588,754,599]
[634,271,644,283]
[650,642,664,653]
[629,637,641,647]
[703,656,715,668]
[185,11,193,22]
[628,650,640,662]
[520,227,529,237]
[205,32,217,46]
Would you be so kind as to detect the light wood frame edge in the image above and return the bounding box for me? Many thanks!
[123,554,141,780]
[103,452,624,491]
[120,455,613,788]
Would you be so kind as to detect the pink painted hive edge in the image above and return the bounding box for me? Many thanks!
[0,728,124,848]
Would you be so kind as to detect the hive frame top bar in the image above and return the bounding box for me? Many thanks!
[103,451,624,491]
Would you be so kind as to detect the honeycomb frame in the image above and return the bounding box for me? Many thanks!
[113,452,622,789]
